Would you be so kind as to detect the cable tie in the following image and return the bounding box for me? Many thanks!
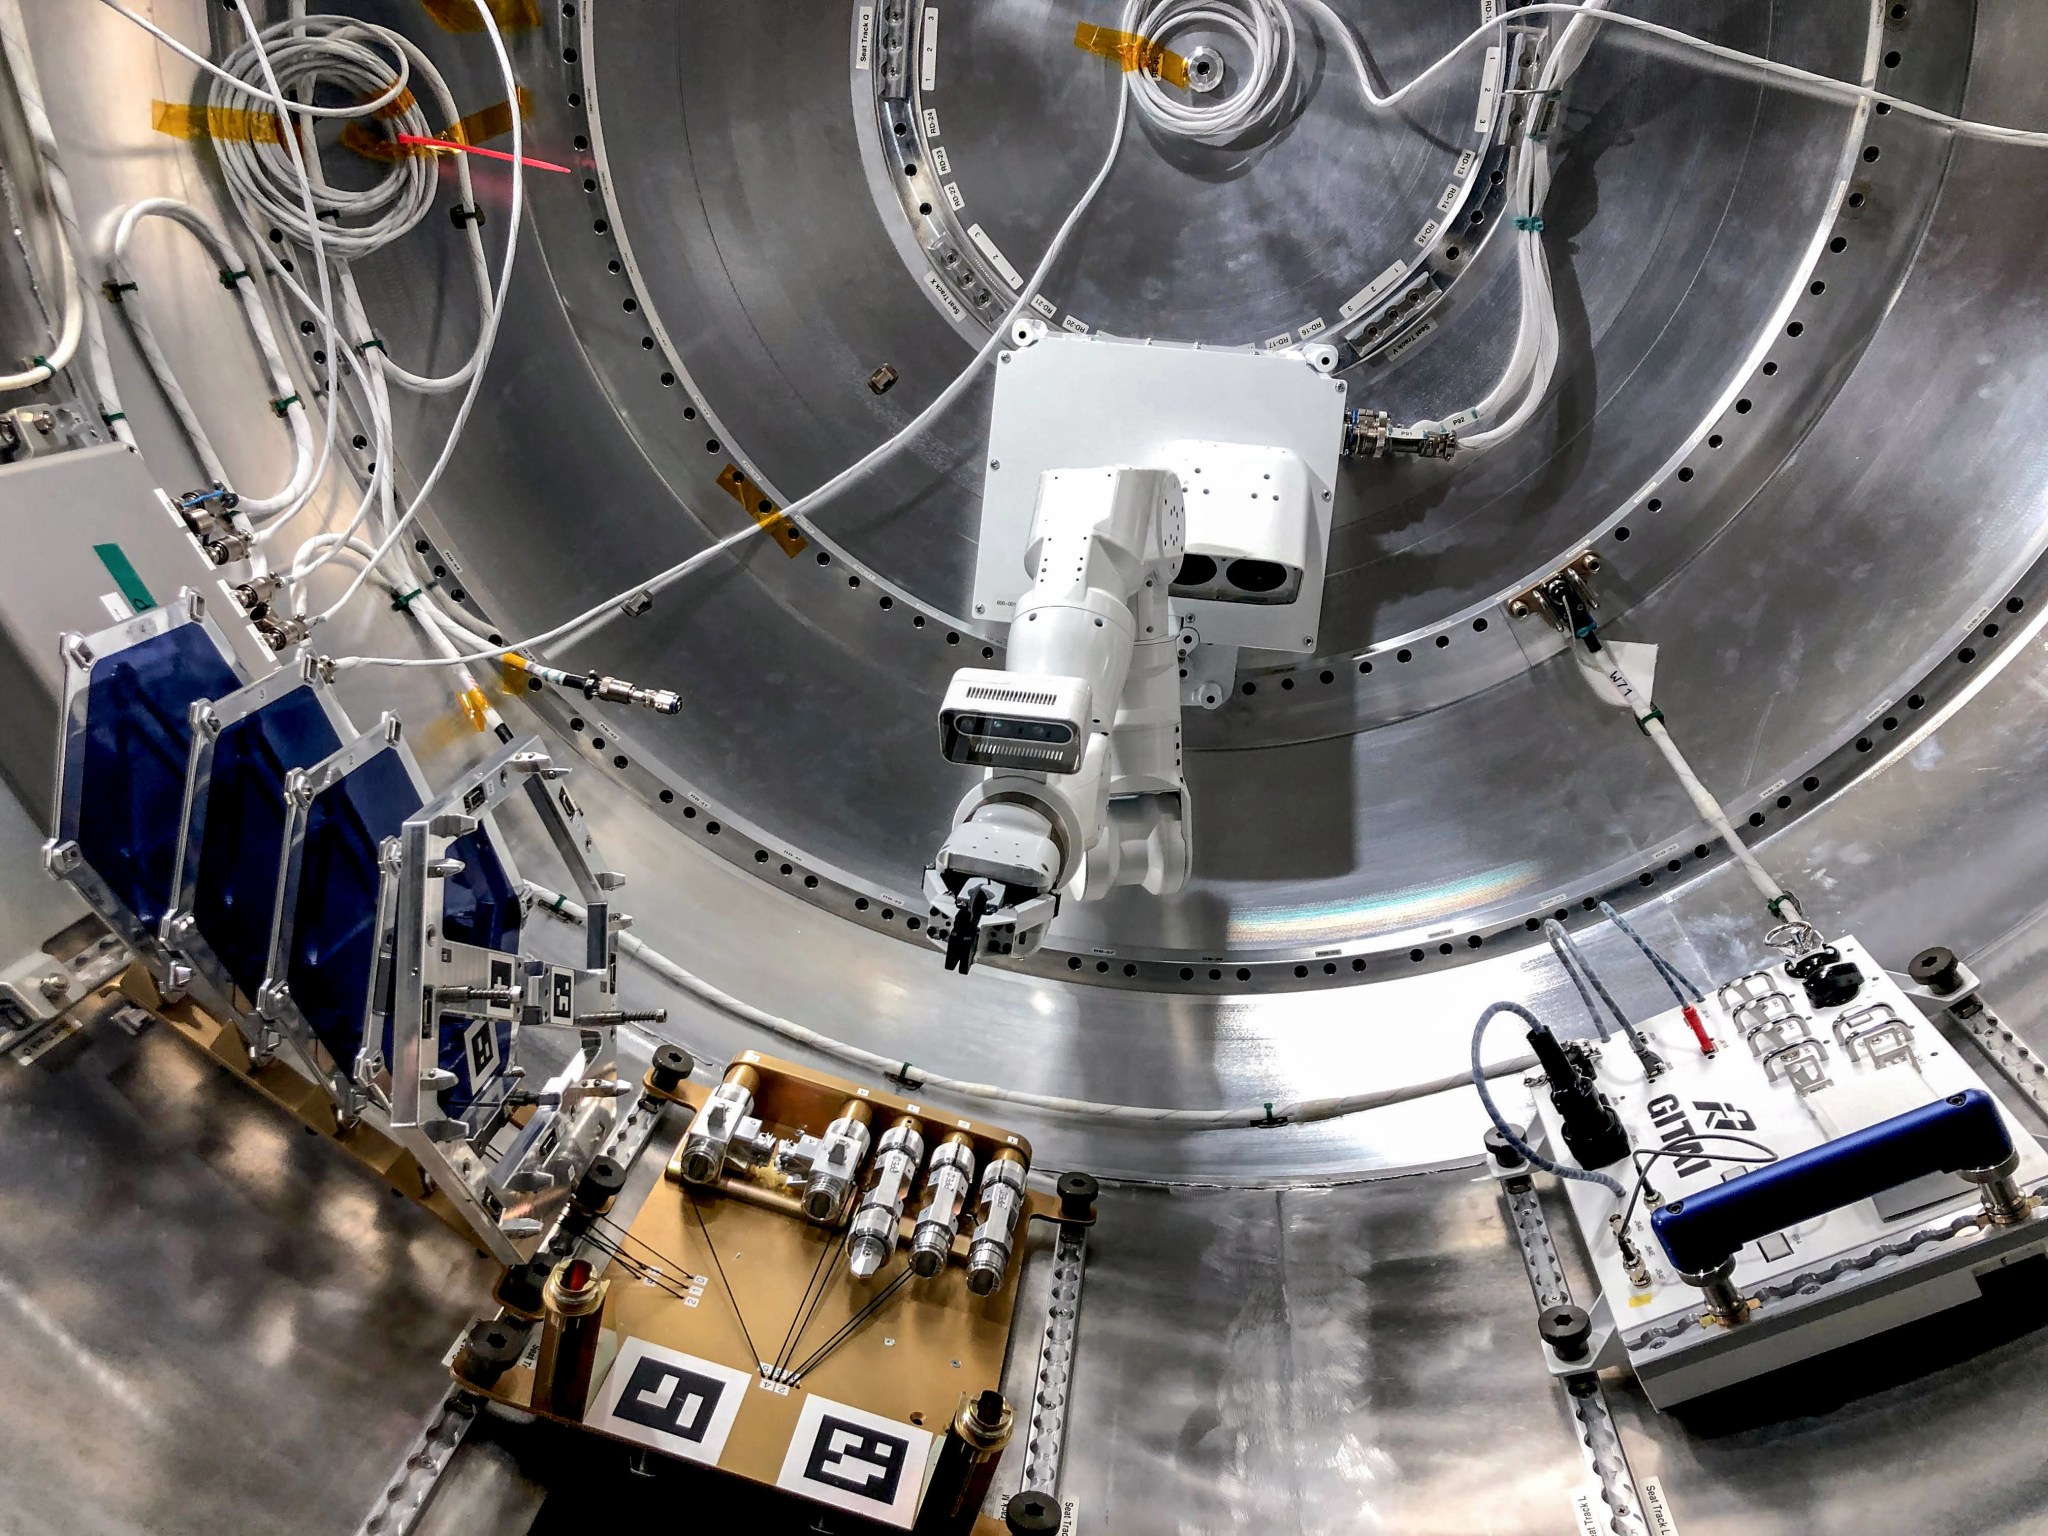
[30,355,48,371]
[101,411,126,424]
[354,337,386,354]
[101,279,138,304]
[1634,705,1666,737]
[550,892,568,913]
[1514,215,1546,232]
[269,393,300,417]
[217,267,251,288]
[391,587,423,612]
[450,204,486,229]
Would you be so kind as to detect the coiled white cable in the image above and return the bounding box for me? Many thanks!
[1119,0,1300,146]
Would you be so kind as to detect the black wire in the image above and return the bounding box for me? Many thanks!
[787,1266,914,1386]
[576,1224,704,1306]
[685,1190,764,1373]
[1622,1134,1780,1229]
[774,1223,854,1377]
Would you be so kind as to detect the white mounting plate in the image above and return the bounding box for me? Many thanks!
[1527,935,2048,1406]
[976,334,1347,654]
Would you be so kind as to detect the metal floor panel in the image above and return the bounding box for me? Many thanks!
[0,1001,494,1536]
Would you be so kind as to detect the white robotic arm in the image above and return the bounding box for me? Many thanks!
[925,465,1189,971]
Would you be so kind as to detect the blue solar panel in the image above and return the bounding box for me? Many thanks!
[69,625,240,932]
[444,829,521,954]
[288,748,421,1068]
[193,688,344,1001]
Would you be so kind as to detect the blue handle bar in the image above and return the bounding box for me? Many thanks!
[1649,1088,2012,1276]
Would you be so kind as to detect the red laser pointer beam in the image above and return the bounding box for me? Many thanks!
[395,134,572,173]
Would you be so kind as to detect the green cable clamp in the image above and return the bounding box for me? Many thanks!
[391,586,423,612]
[218,267,251,288]
[354,337,385,355]
[269,393,300,416]
[1634,705,1665,737]
[101,279,138,304]
[1514,215,1545,232]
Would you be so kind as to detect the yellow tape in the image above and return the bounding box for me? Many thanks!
[718,465,807,558]
[420,0,541,33]
[458,685,490,733]
[338,88,532,165]
[1072,23,1190,89]
[446,87,533,146]
[150,100,284,146]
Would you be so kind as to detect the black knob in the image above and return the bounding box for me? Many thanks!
[495,1257,549,1316]
[1538,1303,1592,1363]
[454,1318,525,1389]
[650,1043,694,1093]
[1006,1491,1062,1534]
[1801,961,1864,1010]
[1483,1127,1525,1170]
[1056,1170,1099,1223]
[573,1154,627,1212]
[1785,945,1843,980]
[1910,945,1963,995]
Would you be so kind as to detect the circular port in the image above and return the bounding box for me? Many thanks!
[1225,558,1289,593]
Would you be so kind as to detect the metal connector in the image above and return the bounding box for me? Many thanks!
[1340,407,1457,460]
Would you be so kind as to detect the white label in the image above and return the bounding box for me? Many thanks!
[1339,260,1407,321]
[943,181,965,211]
[931,145,951,175]
[922,107,940,137]
[1413,218,1440,247]
[585,1338,751,1466]
[1060,1499,1081,1534]
[1480,0,1499,22]
[520,1329,542,1368]
[777,1393,935,1529]
[97,591,134,622]
[1379,318,1437,362]
[1297,316,1327,340]
[1642,1477,1683,1536]
[920,7,939,91]
[922,271,966,322]
[1436,181,1462,213]
[1570,1488,1604,1536]
[966,223,1024,290]
[1454,148,1477,179]
[1060,314,1090,334]
[855,7,873,70]
[1029,294,1057,319]
[1262,330,1292,351]
[1476,45,1502,134]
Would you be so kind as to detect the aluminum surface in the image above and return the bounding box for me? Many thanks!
[11,3,2048,1528]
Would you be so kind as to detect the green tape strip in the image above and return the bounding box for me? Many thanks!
[92,542,157,615]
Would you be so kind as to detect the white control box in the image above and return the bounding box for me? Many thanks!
[1524,936,2048,1406]
[975,333,1348,655]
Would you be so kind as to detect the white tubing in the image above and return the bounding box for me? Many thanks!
[107,199,315,515]
[1595,645,1796,919]
[0,0,86,393]
[526,881,1536,1130]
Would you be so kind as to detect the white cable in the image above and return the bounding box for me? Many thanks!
[1589,642,1801,923]
[1119,0,1300,146]
[90,0,412,117]
[107,199,315,514]
[332,81,1136,673]
[526,881,1537,1130]
[0,0,85,392]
